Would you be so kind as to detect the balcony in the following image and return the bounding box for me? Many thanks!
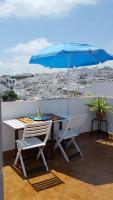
[2,97,113,200]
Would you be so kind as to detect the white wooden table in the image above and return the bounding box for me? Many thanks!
[3,119,25,148]
[3,114,66,159]
[4,119,25,130]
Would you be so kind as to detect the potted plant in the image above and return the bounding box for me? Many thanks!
[87,97,113,120]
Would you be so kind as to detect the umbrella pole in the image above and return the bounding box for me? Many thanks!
[67,52,70,115]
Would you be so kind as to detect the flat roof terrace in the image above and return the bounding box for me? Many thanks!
[3,133,113,200]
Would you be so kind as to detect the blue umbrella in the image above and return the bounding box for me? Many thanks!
[29,43,113,113]
[29,43,113,67]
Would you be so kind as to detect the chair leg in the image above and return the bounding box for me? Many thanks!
[40,148,48,171]
[58,143,70,162]
[20,153,27,177]
[36,151,41,160]
[71,138,83,157]
[14,147,21,165]
[54,138,62,150]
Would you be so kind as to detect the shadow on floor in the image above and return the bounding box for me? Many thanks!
[4,133,113,187]
[28,171,64,192]
[51,134,113,186]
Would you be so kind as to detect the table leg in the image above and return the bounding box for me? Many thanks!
[105,121,109,138]
[106,121,108,133]
[98,121,100,130]
[59,121,62,130]
[15,129,19,149]
[91,120,94,133]
[51,122,54,160]
[100,120,101,131]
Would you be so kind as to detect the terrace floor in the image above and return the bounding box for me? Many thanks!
[3,133,113,200]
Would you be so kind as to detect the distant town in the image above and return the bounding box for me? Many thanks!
[1,66,113,101]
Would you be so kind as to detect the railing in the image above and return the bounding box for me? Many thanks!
[2,97,113,152]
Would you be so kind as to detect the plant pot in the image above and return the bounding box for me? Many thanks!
[96,112,105,120]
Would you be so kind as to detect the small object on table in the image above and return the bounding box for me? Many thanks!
[29,115,49,121]
[18,117,33,124]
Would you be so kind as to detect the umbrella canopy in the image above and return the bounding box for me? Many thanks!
[29,43,113,68]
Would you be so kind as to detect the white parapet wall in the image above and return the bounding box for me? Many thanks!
[2,97,113,152]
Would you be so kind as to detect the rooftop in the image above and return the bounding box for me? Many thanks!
[3,133,113,200]
[2,97,113,200]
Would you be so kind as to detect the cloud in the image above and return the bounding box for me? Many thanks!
[0,37,53,75]
[0,57,60,75]
[6,38,51,54]
[0,60,47,75]
[0,0,97,18]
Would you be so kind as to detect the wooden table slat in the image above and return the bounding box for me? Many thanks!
[3,119,24,129]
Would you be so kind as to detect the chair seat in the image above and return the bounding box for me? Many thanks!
[56,129,79,140]
[16,137,45,150]
[63,129,79,139]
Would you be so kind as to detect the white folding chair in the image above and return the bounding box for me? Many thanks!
[14,120,52,177]
[54,113,88,162]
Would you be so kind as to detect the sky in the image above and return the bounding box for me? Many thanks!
[0,0,113,75]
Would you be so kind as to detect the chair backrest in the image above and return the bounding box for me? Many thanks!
[63,113,88,135]
[22,120,52,144]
